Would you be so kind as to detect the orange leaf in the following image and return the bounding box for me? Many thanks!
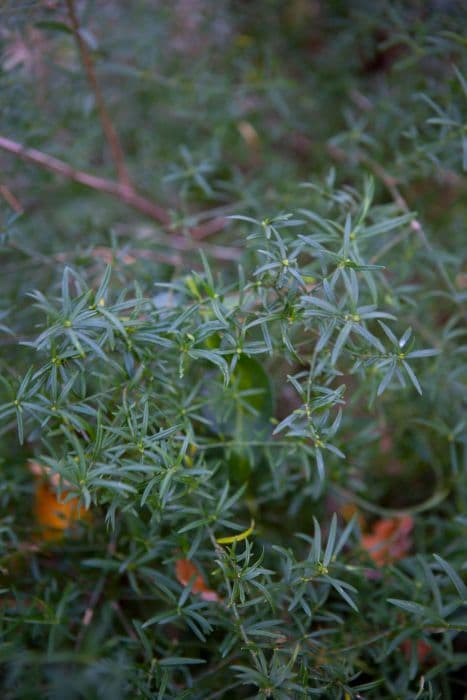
[361,515,413,567]
[175,559,220,602]
[34,479,90,542]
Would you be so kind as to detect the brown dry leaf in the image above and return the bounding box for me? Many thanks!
[175,558,220,602]
[361,515,413,567]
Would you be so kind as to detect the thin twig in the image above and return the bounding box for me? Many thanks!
[75,527,118,650]
[0,184,23,213]
[74,572,106,650]
[369,228,411,264]
[66,0,130,187]
[0,135,169,223]
[326,143,425,239]
[2,1,230,242]
[327,143,459,294]
[110,600,137,640]
[192,215,230,240]
[118,225,241,261]
[206,526,262,673]
[359,153,429,243]
[0,135,228,240]
[9,0,229,241]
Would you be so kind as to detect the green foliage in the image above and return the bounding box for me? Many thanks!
[0,1,466,698]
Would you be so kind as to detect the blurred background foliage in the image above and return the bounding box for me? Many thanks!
[0,1,466,698]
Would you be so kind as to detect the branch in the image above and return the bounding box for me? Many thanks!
[0,184,23,213]
[326,142,435,257]
[326,143,423,232]
[0,135,228,240]
[0,135,170,223]
[66,0,130,187]
[325,144,460,294]
[1,3,230,240]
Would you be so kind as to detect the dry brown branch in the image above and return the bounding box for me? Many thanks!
[192,214,230,239]
[326,142,430,256]
[66,0,131,187]
[0,184,23,213]
[0,135,170,223]
[75,527,118,651]
[114,222,240,260]
[110,600,137,640]
[0,3,230,241]
[0,135,228,240]
[54,246,183,267]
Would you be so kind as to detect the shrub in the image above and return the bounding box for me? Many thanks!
[0,2,465,698]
